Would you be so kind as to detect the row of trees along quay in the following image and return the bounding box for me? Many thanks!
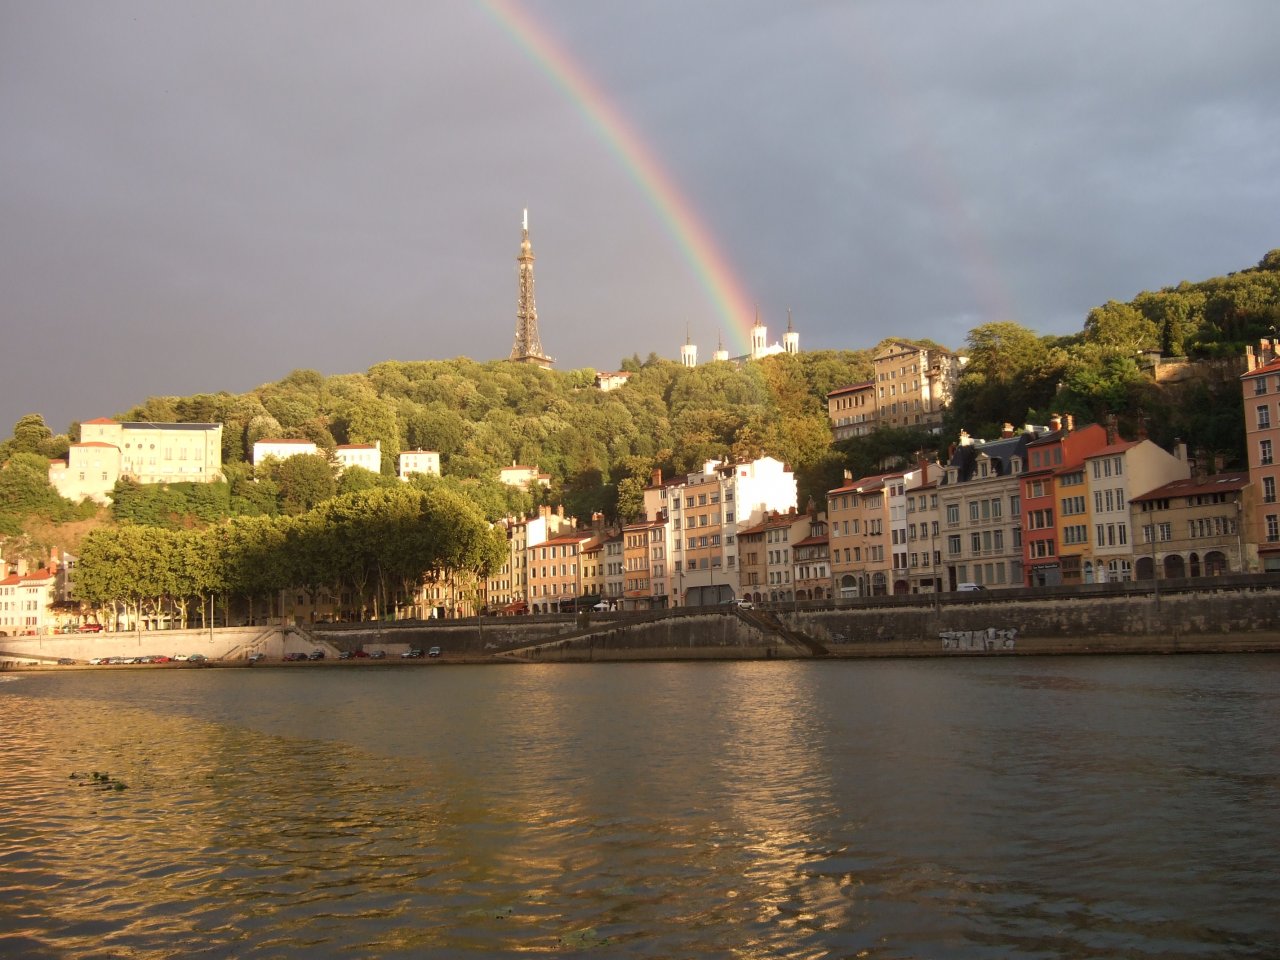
[73,486,506,628]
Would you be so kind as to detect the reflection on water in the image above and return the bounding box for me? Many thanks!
[1,656,1278,958]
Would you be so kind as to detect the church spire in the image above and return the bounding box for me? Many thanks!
[509,209,554,369]
[681,321,698,367]
[784,307,799,354]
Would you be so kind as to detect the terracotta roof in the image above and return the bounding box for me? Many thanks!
[73,441,117,448]
[827,380,874,397]
[737,512,804,537]
[1241,358,1280,379]
[1131,472,1251,502]
[828,468,904,496]
[82,417,117,424]
[622,518,666,530]
[256,438,316,445]
[539,533,595,546]
[792,534,828,548]
[3,567,57,585]
[336,444,378,450]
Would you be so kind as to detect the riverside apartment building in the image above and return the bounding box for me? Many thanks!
[643,456,798,606]
[1242,337,1280,572]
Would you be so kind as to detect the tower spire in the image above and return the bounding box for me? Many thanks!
[784,307,799,354]
[681,321,698,367]
[509,209,554,369]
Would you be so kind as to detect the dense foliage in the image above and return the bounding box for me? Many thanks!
[75,486,507,624]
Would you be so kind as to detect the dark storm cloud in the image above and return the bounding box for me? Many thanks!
[1,0,1277,434]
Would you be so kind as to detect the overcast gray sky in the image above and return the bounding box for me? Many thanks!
[2,0,1277,435]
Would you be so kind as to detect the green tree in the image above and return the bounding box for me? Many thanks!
[276,454,337,515]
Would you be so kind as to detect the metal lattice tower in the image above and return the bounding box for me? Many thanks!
[508,209,554,369]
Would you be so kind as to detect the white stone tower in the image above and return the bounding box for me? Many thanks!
[750,309,768,360]
[713,333,729,363]
[784,309,799,355]
[680,326,698,368]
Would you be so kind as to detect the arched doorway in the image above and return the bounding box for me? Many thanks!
[1189,552,1202,578]
[1204,550,1228,575]
[840,575,857,599]
[1164,554,1185,579]
[1135,556,1155,580]
[893,579,909,595]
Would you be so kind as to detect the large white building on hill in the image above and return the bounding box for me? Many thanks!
[49,418,223,504]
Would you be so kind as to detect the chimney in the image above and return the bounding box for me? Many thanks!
[958,430,973,446]
[1192,450,1208,484]
[1105,414,1119,445]
[1173,438,1187,461]
[1001,422,1015,438]
[843,469,853,481]
[651,469,662,487]
[557,504,565,519]
[1050,413,1062,431]
[1064,414,1074,432]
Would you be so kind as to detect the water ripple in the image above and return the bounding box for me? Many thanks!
[0,657,1277,957]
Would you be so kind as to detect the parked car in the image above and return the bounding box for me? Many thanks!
[57,657,76,665]
[428,646,442,658]
[152,655,171,663]
[283,652,307,662]
[79,623,103,633]
[173,654,190,662]
[187,653,207,663]
[370,650,387,660]
[338,650,352,660]
[402,648,423,659]
[957,583,986,592]
[353,650,370,658]
[248,652,265,663]
[307,650,325,661]
[724,597,754,609]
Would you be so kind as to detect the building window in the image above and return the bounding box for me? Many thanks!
[1265,477,1277,504]
[1258,405,1272,429]
[1262,439,1274,466]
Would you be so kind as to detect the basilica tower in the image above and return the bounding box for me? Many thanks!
[508,209,554,369]
[681,325,698,368]
[784,309,799,354]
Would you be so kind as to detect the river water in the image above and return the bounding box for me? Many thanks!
[1,655,1277,959]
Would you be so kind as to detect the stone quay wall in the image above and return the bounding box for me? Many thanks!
[6,583,1280,666]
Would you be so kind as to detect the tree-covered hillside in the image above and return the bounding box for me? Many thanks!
[2,250,1277,551]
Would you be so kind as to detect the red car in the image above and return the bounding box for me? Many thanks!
[80,623,103,633]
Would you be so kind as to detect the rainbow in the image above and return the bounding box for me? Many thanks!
[480,0,757,355]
